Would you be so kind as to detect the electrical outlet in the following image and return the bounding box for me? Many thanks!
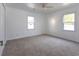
[0,41,3,46]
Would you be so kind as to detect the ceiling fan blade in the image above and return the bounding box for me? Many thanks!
[40,3,54,8]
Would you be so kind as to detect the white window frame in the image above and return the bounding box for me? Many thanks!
[63,13,75,31]
[27,16,34,29]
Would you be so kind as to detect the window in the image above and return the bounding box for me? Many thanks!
[27,16,34,29]
[63,13,75,31]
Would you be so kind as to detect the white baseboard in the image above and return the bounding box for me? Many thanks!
[7,33,43,41]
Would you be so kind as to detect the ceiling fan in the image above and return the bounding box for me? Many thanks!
[26,3,71,9]
[39,3,54,8]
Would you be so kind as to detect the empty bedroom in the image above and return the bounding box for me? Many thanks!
[0,3,79,56]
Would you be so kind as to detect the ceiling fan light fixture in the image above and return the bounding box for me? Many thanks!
[27,3,35,8]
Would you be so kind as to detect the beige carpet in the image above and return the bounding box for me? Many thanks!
[2,35,79,56]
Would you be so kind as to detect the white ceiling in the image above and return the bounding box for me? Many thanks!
[6,3,79,13]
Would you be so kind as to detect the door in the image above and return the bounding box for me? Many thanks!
[0,3,5,56]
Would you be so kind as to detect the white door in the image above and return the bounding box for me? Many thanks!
[0,3,5,56]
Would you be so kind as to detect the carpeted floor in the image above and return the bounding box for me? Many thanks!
[2,35,79,56]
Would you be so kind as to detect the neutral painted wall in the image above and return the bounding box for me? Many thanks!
[46,6,79,42]
[0,4,6,56]
[6,7,46,40]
